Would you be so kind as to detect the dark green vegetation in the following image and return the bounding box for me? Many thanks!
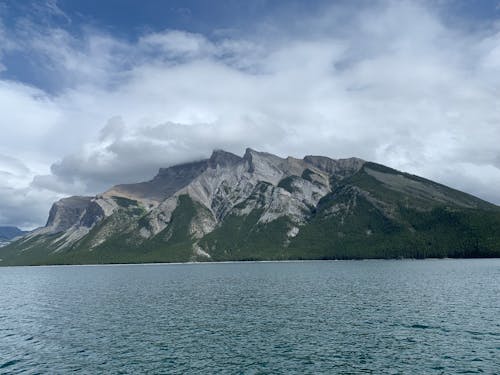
[199,165,500,261]
[200,210,292,261]
[2,161,500,266]
[283,163,500,260]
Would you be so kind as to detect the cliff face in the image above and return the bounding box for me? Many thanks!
[2,149,500,265]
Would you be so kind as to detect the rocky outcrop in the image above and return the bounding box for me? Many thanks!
[104,159,209,203]
[208,150,242,169]
[303,155,364,180]
[45,196,94,233]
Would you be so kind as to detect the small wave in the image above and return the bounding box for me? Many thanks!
[465,330,499,337]
[410,324,431,329]
[0,359,21,369]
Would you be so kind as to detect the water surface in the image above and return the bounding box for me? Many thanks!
[1,259,499,374]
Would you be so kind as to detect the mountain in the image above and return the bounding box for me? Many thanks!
[0,226,26,240]
[2,148,500,265]
[0,226,28,248]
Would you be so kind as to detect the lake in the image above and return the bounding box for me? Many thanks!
[0,259,498,374]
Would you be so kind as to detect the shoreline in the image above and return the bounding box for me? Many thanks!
[1,257,499,268]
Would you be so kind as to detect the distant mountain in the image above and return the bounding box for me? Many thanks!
[0,226,28,248]
[0,226,26,240]
[2,149,500,265]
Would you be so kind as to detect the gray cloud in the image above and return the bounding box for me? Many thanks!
[35,118,288,194]
[1,0,500,229]
[0,154,30,175]
[0,185,61,229]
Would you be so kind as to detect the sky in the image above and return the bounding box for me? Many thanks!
[0,0,499,229]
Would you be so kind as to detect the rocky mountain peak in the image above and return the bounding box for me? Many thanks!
[104,159,208,203]
[208,150,242,168]
[303,155,364,176]
[46,196,93,232]
[242,148,291,184]
[156,159,208,178]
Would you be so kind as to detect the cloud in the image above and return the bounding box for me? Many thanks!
[0,185,62,229]
[1,0,500,228]
[0,153,62,229]
[34,117,287,195]
[0,154,30,175]
[139,30,213,58]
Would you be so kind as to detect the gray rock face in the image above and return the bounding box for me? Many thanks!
[79,201,106,228]
[159,149,361,234]
[22,195,119,251]
[104,159,209,203]
[45,196,94,233]
[18,149,368,254]
[303,155,364,178]
[243,148,306,184]
[208,150,242,169]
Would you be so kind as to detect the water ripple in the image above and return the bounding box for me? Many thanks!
[0,259,499,374]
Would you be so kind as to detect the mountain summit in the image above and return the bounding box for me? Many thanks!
[2,149,500,265]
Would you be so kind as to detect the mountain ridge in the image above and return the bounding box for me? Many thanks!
[0,226,28,248]
[1,149,499,265]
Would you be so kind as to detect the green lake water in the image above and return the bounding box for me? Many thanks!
[0,259,498,374]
